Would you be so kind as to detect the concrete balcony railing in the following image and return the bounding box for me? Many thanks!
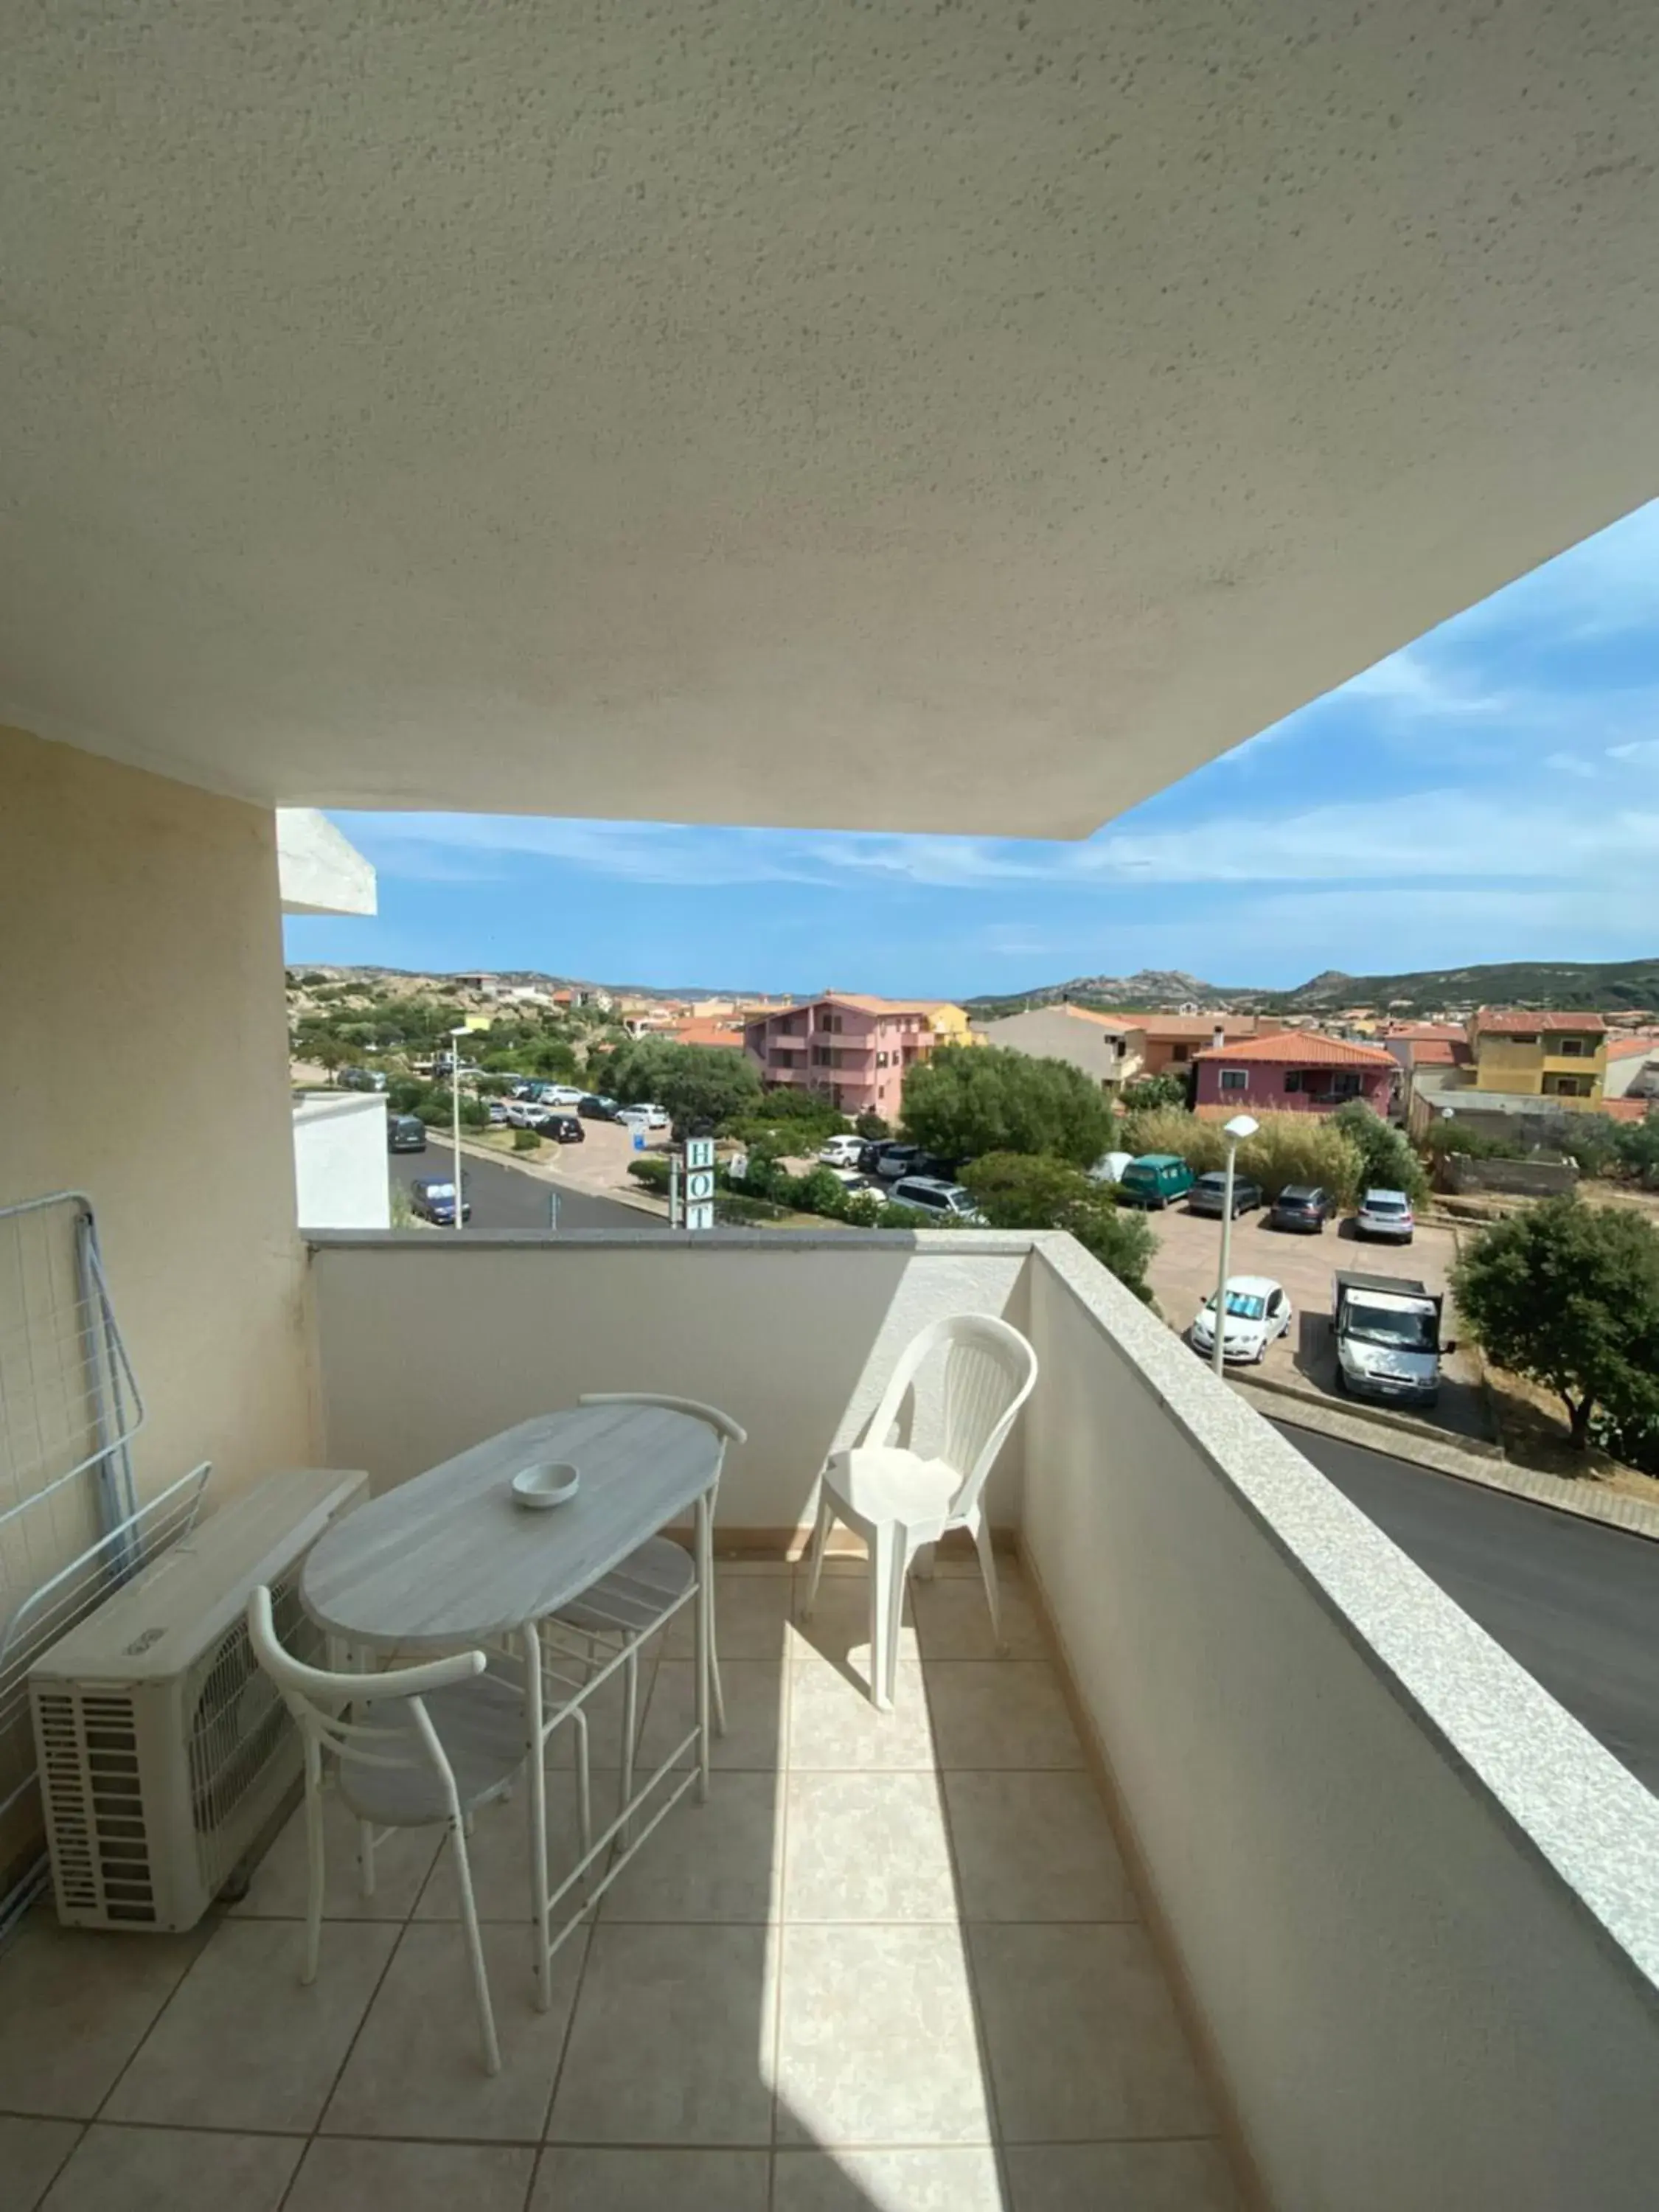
[296,1227,1659,2211]
[4,1228,1657,2210]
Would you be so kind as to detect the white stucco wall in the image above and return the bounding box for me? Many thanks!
[291,1094,391,1231]
[1023,1237,1659,2212]
[0,723,319,1506]
[307,1233,1032,1534]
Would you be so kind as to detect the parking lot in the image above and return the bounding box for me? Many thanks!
[1144,1198,1491,1442]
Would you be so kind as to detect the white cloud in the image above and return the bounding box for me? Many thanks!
[1607,739,1659,768]
[1543,751,1598,780]
[1338,644,1505,720]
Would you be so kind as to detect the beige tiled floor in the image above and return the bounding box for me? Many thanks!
[0,1559,1239,2212]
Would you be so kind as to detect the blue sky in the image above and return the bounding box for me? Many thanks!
[285,503,1659,995]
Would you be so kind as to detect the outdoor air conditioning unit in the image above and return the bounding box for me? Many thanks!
[29,1467,367,1932]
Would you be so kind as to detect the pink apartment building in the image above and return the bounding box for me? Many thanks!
[743,993,945,1119]
[1192,1032,1397,1116]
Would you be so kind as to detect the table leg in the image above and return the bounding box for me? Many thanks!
[524,1621,552,2010]
[694,1486,712,1804]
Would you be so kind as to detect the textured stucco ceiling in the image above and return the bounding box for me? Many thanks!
[4,2,1658,836]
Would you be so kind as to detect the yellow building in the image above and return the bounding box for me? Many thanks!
[1467,1009,1607,1108]
[923,1001,984,1046]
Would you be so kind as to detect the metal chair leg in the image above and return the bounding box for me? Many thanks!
[448,1813,501,2076]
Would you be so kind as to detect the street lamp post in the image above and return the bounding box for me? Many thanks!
[449,1025,468,1231]
[1211,1112,1260,1377]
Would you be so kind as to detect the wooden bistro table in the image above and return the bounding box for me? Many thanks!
[300,1403,721,2008]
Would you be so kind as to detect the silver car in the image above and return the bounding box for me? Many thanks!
[1354,1188,1415,1242]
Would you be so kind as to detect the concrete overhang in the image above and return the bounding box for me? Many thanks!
[277,809,377,918]
[4,5,1658,838]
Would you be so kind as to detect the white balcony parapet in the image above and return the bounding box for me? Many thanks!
[305,1225,1659,2210]
[276,807,375,918]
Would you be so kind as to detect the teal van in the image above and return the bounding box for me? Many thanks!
[1118,1154,1195,1210]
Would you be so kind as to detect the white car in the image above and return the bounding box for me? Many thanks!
[542,1085,586,1107]
[1088,1150,1135,1185]
[1354,1189,1415,1243]
[818,1134,865,1168]
[1189,1276,1293,1365]
[619,1102,670,1131]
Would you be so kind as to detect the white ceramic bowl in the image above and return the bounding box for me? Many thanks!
[511,1461,580,1510]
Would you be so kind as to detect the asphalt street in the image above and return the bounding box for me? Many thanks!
[388,1139,650,1233]
[1277,1421,1659,1796]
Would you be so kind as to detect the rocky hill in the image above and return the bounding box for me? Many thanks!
[968,956,1659,1018]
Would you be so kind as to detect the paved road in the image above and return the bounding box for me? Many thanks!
[1277,1422,1659,1795]
[388,1142,650,1233]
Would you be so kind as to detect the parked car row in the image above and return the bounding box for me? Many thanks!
[1107,1151,1415,1245]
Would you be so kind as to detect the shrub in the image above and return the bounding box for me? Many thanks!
[511,1127,540,1152]
[414,1088,487,1130]
[1119,1106,1228,1173]
[726,1112,843,1154]
[878,1200,938,1229]
[787,1167,851,1219]
[1118,1074,1189,1113]
[855,1112,891,1139]
[1331,1101,1428,1205]
[714,1191,793,1225]
[1119,1106,1365,1205]
[841,1189,886,1228]
[626,1154,673,1192]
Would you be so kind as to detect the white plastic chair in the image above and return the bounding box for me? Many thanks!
[565,1395,746,1829]
[801,1315,1037,1711]
[246,1585,526,2075]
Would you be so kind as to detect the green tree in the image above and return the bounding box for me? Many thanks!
[1118,1073,1188,1113]
[1331,1100,1428,1205]
[960,1152,1155,1301]
[608,1040,763,1131]
[309,1034,349,1084]
[1614,1114,1659,1189]
[901,1047,1114,1167]
[1452,1197,1659,1452]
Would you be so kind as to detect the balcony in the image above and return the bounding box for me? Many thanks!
[4,1228,1658,2211]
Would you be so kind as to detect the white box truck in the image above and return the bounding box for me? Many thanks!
[1331,1271,1448,1409]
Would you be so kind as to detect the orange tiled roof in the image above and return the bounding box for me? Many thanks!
[1599,1096,1655,1123]
[1472,1008,1607,1035]
[1604,1035,1659,1062]
[1194,1032,1395,1068]
[664,1020,745,1049]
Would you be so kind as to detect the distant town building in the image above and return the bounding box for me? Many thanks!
[971,1004,1146,1093]
[744,994,975,1118]
[1191,1033,1396,1118]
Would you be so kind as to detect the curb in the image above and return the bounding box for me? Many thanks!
[1233,1365,1503,1458]
[1233,1372,1659,1542]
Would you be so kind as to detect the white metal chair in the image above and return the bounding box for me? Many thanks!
[562,1395,747,1832]
[801,1314,1037,1711]
[246,1585,526,2075]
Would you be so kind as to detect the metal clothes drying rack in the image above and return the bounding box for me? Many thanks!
[0,1192,209,1936]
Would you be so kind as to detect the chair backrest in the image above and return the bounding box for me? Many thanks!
[863,1314,1037,1520]
[579,1392,748,1447]
[246,1585,482,1792]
